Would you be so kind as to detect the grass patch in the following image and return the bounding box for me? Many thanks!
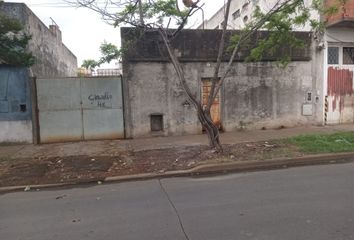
[287,132,354,154]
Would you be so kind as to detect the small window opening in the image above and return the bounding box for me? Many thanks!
[150,114,163,132]
[242,2,249,12]
[232,10,240,20]
[243,15,249,23]
[343,47,354,65]
[20,104,27,112]
[328,47,339,65]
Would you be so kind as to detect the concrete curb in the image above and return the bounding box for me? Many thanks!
[0,183,71,194]
[105,152,354,182]
[1,152,354,194]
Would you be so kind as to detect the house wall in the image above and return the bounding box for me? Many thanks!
[0,3,77,78]
[0,66,32,143]
[122,28,324,138]
[324,28,354,125]
[200,0,317,31]
[124,58,323,138]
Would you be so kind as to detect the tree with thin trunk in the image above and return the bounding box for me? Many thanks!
[68,0,326,151]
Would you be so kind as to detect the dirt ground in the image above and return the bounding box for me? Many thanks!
[0,140,305,187]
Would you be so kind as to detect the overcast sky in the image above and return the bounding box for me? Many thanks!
[7,0,225,67]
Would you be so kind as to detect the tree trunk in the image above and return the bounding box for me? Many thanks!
[196,105,222,151]
[158,28,223,151]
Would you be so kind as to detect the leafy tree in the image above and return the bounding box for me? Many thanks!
[70,0,330,151]
[81,41,121,69]
[0,11,35,66]
[98,41,121,64]
[81,59,99,70]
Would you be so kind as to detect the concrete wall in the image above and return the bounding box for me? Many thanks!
[0,66,32,143]
[326,28,354,43]
[123,59,323,138]
[122,29,324,138]
[0,3,77,78]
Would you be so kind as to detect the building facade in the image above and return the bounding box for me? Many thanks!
[199,0,316,31]
[0,2,77,78]
[323,0,354,124]
[121,28,323,138]
[199,0,354,126]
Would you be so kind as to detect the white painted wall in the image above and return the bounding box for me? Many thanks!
[0,121,33,143]
[200,0,318,31]
[326,28,354,43]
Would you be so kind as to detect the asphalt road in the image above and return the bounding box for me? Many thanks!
[1,163,354,240]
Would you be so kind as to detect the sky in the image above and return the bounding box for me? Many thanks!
[7,0,225,68]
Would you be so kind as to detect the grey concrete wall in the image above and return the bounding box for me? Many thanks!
[121,28,312,63]
[121,28,324,138]
[0,3,77,78]
[123,54,323,138]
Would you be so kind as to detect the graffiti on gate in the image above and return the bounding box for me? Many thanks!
[88,92,113,108]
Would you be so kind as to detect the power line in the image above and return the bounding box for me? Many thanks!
[26,0,122,7]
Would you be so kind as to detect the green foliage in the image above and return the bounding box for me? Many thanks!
[233,0,343,66]
[114,0,188,27]
[244,1,312,66]
[81,41,121,69]
[0,12,35,66]
[288,132,354,153]
[81,59,99,70]
[98,41,121,64]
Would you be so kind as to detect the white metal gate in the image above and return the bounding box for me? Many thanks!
[37,77,124,143]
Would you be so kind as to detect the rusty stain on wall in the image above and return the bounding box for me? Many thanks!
[327,67,353,112]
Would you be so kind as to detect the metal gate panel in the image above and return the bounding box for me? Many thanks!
[37,77,124,143]
[83,109,124,140]
[39,110,82,142]
[37,78,83,143]
[326,66,354,124]
[80,78,124,140]
[37,78,81,111]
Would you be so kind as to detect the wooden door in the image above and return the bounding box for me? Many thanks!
[201,79,221,128]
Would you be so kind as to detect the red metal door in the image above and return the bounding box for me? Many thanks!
[326,46,354,124]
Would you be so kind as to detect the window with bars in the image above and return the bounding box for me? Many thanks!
[343,47,354,65]
[328,47,339,65]
[242,2,249,12]
[232,10,240,20]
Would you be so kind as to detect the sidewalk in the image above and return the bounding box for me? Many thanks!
[1,124,354,190]
[1,124,353,160]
